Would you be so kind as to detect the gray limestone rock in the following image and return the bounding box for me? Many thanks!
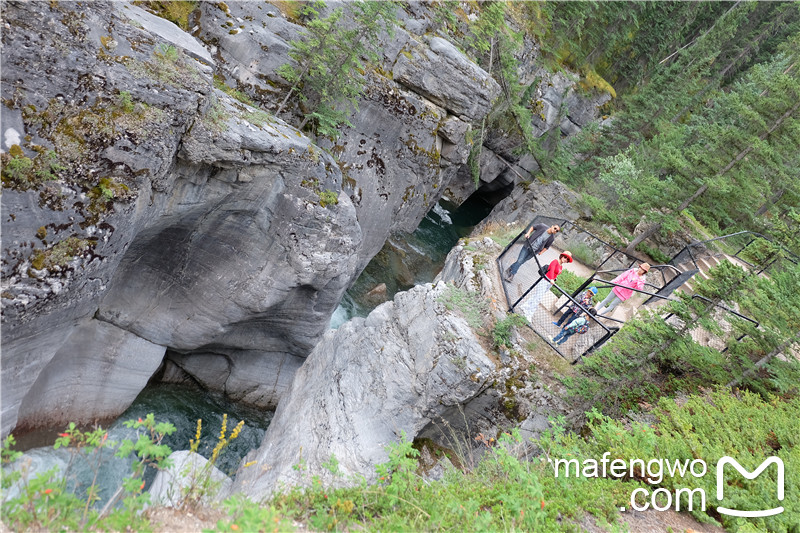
[1,0,605,442]
[194,1,300,103]
[1,0,212,435]
[194,1,494,269]
[318,78,455,263]
[96,95,362,356]
[163,350,304,411]
[477,181,583,231]
[14,320,165,430]
[1,1,361,435]
[393,37,501,122]
[113,3,213,67]
[231,282,496,499]
[148,451,232,507]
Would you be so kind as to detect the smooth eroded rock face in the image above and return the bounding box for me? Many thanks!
[231,282,496,499]
[393,37,500,122]
[162,350,305,410]
[1,0,604,439]
[478,181,584,230]
[96,103,362,355]
[1,0,213,435]
[14,319,166,430]
[1,1,362,435]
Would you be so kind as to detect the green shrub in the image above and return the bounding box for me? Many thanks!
[2,153,34,182]
[203,99,229,132]
[576,390,800,531]
[567,242,600,267]
[1,416,175,532]
[552,270,610,303]
[267,429,638,531]
[154,43,179,63]
[318,190,339,208]
[134,1,198,30]
[636,242,670,264]
[116,90,135,113]
[30,237,94,271]
[437,284,491,331]
[213,75,256,106]
[214,494,294,532]
[493,313,528,348]
[1,147,65,189]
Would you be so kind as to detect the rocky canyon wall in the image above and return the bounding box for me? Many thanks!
[1,1,608,437]
[1,1,498,435]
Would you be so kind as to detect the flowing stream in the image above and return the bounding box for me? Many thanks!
[5,384,270,509]
[330,194,496,328]
[6,186,504,507]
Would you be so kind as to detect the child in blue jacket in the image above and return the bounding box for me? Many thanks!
[552,308,597,345]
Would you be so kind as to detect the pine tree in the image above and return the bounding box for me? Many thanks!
[277,0,397,138]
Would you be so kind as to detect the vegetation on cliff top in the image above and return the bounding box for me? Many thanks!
[5,387,797,531]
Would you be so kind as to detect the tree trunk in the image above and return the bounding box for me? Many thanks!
[625,223,662,255]
[473,37,495,186]
[726,331,800,388]
[755,188,785,216]
[626,99,800,252]
[275,63,311,116]
[718,100,800,176]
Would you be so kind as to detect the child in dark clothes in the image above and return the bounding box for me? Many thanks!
[554,287,597,326]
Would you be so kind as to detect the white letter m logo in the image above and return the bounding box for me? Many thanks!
[717,456,784,517]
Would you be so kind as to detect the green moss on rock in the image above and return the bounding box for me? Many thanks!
[30,236,95,271]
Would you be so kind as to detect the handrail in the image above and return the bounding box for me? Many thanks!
[497,219,794,363]
[686,230,799,265]
[591,281,679,303]
[596,264,682,276]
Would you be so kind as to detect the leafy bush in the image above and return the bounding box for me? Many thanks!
[318,190,339,208]
[264,428,641,531]
[552,270,610,303]
[1,146,65,189]
[30,237,95,271]
[577,390,800,531]
[213,75,256,107]
[1,416,175,531]
[493,313,528,348]
[636,242,670,265]
[276,1,398,138]
[134,1,198,30]
[566,241,600,267]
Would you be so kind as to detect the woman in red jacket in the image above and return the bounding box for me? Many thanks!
[520,251,573,322]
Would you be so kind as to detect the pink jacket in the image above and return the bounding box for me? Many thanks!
[611,268,645,301]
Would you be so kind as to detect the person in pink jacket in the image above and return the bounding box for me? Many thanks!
[596,262,650,315]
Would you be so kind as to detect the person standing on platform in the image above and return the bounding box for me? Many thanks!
[596,263,650,315]
[552,308,597,345]
[554,286,597,326]
[520,251,573,322]
[504,223,560,282]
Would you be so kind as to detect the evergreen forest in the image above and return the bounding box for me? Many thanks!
[2,1,799,532]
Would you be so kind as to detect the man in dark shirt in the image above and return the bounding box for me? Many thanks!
[504,223,560,282]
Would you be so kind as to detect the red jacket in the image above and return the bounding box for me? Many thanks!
[545,259,562,280]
